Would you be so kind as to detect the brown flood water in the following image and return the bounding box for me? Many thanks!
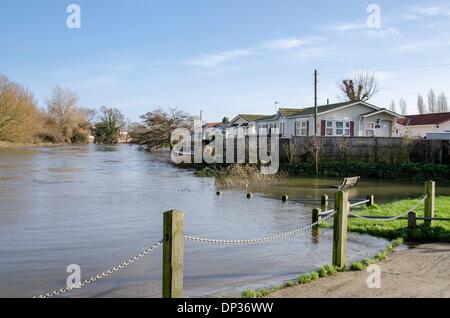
[1,144,446,298]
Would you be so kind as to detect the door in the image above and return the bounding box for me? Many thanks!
[379,120,392,137]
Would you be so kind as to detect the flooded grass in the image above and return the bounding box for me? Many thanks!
[341,196,450,242]
[196,164,285,189]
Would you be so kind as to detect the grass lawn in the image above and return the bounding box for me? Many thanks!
[341,196,450,242]
[242,196,450,298]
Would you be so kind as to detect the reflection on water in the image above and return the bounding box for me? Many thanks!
[250,175,450,204]
[0,145,436,298]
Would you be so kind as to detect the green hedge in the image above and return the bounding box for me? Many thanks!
[281,160,450,181]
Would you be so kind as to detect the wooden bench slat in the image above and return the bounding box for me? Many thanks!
[333,176,360,189]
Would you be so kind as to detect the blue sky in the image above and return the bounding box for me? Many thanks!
[1,0,450,121]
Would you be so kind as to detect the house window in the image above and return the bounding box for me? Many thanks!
[326,121,333,136]
[269,123,275,134]
[301,122,308,136]
[280,122,285,135]
[326,121,350,136]
[296,121,308,136]
[365,123,375,136]
[345,122,351,136]
[258,124,266,134]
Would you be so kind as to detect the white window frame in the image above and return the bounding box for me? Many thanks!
[295,121,309,136]
[325,120,351,136]
[258,123,268,134]
[365,122,375,137]
[279,122,285,135]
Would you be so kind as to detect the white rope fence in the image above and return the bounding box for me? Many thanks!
[34,211,337,298]
[348,195,428,222]
[34,240,163,299]
[184,210,336,245]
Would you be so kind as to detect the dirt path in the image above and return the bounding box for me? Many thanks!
[270,243,450,298]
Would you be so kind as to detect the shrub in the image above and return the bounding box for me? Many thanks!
[242,289,260,298]
[283,280,295,288]
[298,271,319,284]
[36,130,63,144]
[349,261,366,271]
[281,160,450,181]
[318,264,337,277]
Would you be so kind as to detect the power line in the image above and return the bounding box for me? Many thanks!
[275,74,313,106]
[321,72,449,100]
[321,62,450,75]
[380,87,418,96]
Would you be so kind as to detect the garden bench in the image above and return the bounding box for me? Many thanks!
[333,176,360,189]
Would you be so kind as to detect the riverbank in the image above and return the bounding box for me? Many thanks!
[0,141,61,149]
[241,196,450,298]
[269,243,450,298]
[194,160,450,182]
[282,160,450,182]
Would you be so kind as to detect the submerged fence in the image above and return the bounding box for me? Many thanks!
[35,181,449,298]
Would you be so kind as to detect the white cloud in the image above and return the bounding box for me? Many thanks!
[392,39,450,53]
[402,14,419,21]
[184,49,254,67]
[404,5,450,20]
[324,21,400,39]
[184,35,325,67]
[413,5,450,17]
[327,22,366,32]
[260,36,322,50]
[287,46,335,61]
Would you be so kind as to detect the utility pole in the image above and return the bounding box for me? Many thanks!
[314,70,318,135]
[314,70,319,176]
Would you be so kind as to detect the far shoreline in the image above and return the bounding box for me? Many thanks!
[0,141,63,149]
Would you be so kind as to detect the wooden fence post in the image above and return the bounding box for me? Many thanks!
[312,208,321,243]
[162,210,184,298]
[332,191,349,269]
[366,195,375,207]
[424,181,435,227]
[312,208,321,229]
[408,211,417,230]
[321,195,329,211]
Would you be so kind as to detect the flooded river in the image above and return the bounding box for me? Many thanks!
[1,145,446,298]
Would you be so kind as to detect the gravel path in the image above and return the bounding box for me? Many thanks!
[270,243,450,298]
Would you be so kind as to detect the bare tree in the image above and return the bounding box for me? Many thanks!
[46,86,78,140]
[399,98,407,115]
[338,71,379,102]
[79,107,97,125]
[389,100,396,113]
[428,89,437,113]
[417,94,426,114]
[0,86,17,134]
[131,108,192,149]
[0,75,42,142]
[437,92,448,113]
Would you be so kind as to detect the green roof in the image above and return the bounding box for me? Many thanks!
[279,101,363,118]
[239,101,376,123]
[239,114,275,121]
